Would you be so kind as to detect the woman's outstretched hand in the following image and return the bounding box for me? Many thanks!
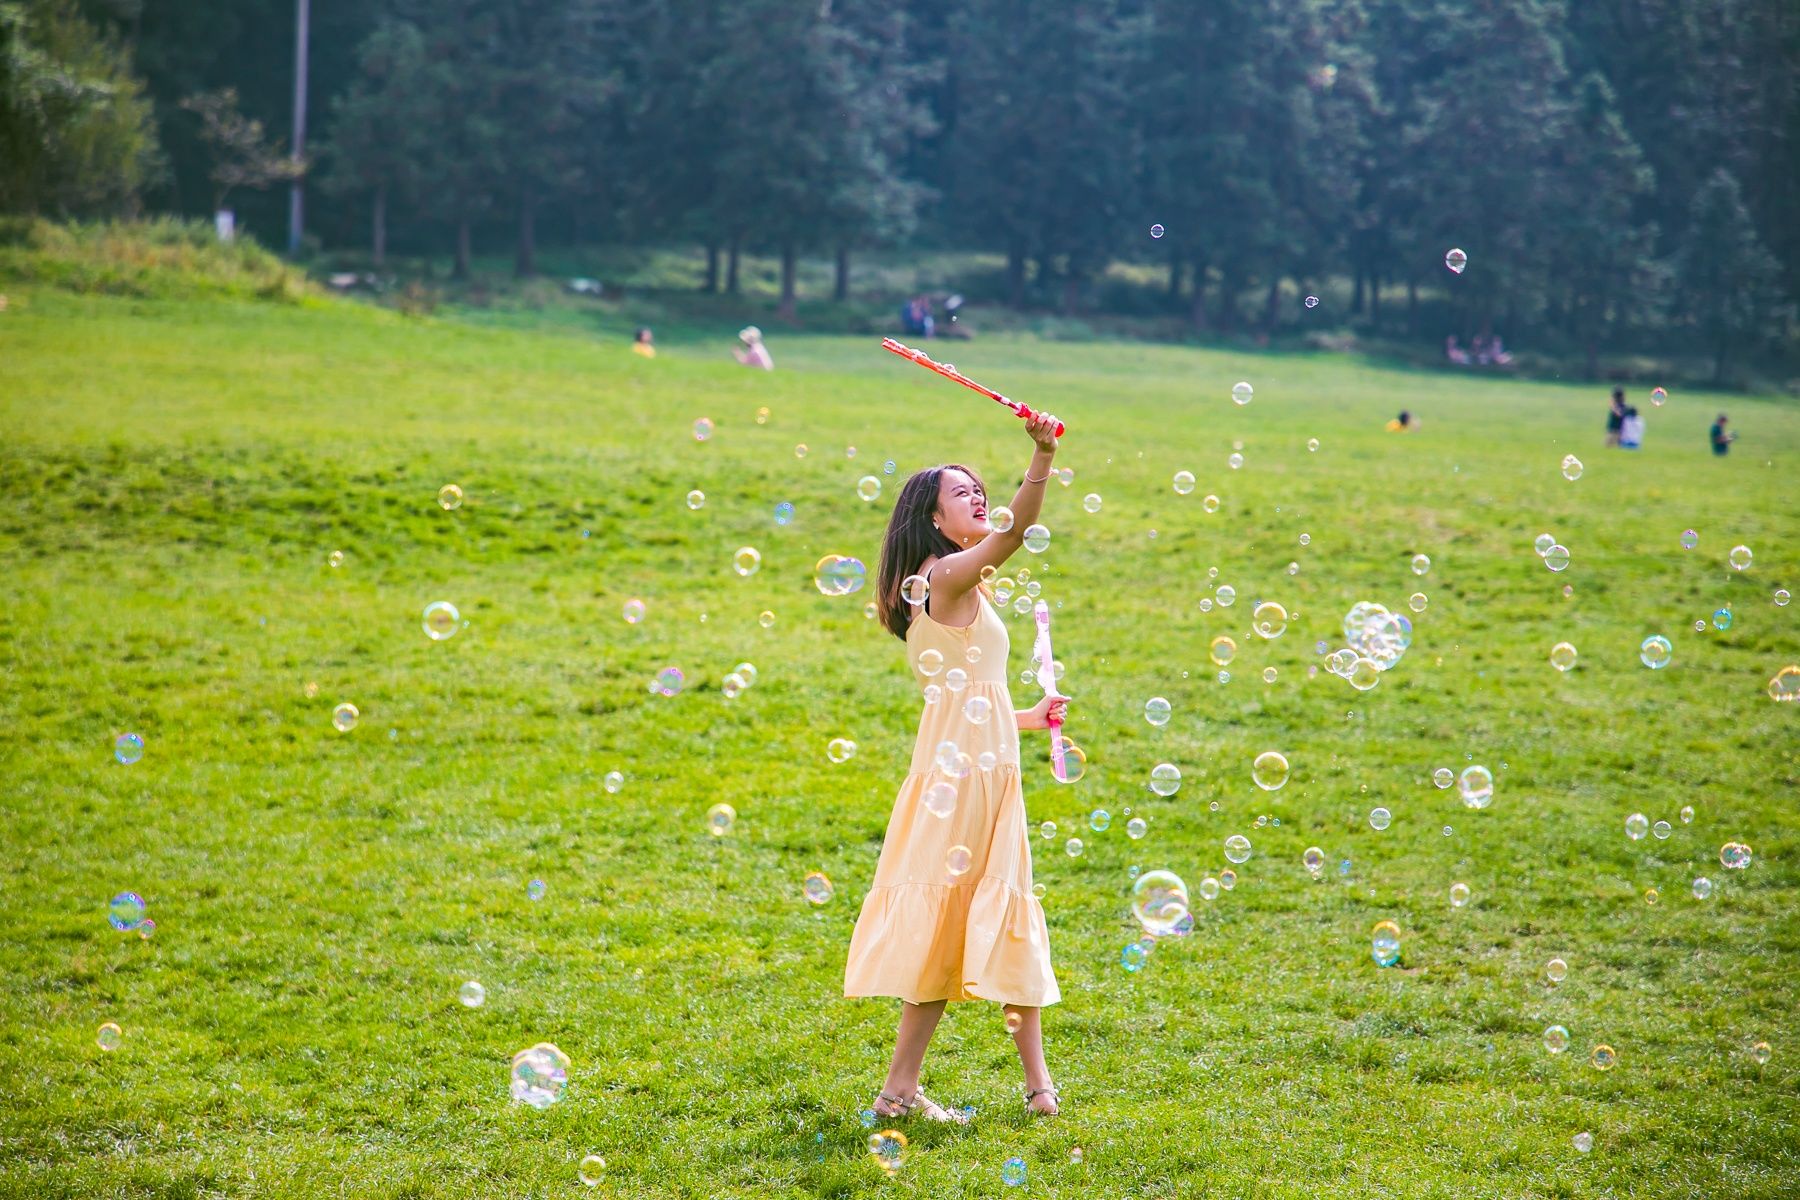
[1024,410,1061,452]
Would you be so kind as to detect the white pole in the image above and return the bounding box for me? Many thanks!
[287,0,310,256]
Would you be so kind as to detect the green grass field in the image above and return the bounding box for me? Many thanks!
[2,282,1797,1199]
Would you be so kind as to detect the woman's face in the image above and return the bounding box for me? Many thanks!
[934,468,988,547]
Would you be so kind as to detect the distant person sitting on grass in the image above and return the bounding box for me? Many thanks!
[1445,336,1471,365]
[1710,413,1736,456]
[735,326,773,370]
[1619,406,1644,450]
[632,327,656,358]
[901,296,935,339]
[1386,409,1417,432]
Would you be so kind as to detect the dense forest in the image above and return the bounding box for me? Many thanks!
[4,0,1797,376]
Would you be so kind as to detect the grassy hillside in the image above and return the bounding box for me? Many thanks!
[0,283,1796,1199]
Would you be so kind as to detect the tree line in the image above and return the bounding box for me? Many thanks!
[4,0,1796,378]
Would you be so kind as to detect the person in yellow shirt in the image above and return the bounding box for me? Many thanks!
[631,327,656,358]
[1385,409,1416,432]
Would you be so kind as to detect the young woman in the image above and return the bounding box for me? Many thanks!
[844,409,1070,1121]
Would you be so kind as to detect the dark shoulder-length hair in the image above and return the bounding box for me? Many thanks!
[876,464,985,640]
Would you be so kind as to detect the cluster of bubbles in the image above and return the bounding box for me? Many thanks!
[509,1042,570,1109]
[1319,601,1413,690]
[108,891,156,940]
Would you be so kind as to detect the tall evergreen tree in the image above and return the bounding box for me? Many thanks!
[1672,167,1781,382]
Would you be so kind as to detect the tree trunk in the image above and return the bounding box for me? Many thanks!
[371,183,387,267]
[726,237,741,294]
[1167,256,1183,300]
[1189,253,1211,332]
[514,186,536,278]
[834,246,849,301]
[453,216,472,280]
[1006,242,1026,309]
[1369,272,1382,327]
[1262,276,1282,331]
[1214,269,1237,331]
[778,242,797,319]
[702,243,719,293]
[1352,261,1366,315]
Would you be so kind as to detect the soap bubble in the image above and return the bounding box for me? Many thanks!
[423,600,460,640]
[1126,817,1148,839]
[1209,636,1236,666]
[1302,846,1325,874]
[1550,642,1577,671]
[1065,837,1083,857]
[1769,666,1800,702]
[1252,601,1287,639]
[1149,762,1182,796]
[623,598,646,624]
[97,1022,122,1051]
[527,879,547,901]
[868,1129,908,1174]
[1457,766,1494,809]
[1216,585,1236,607]
[108,892,146,931]
[1625,812,1648,840]
[1750,1042,1771,1065]
[1022,524,1051,553]
[1371,920,1401,966]
[944,667,968,693]
[1543,544,1571,572]
[1202,494,1220,513]
[1347,657,1380,690]
[332,703,359,732]
[328,549,345,569]
[1121,943,1147,972]
[692,417,713,441]
[773,501,795,526]
[963,696,992,725]
[706,803,736,835]
[1444,247,1467,274]
[1227,452,1244,470]
[1433,767,1454,789]
[1083,493,1103,514]
[1652,819,1671,839]
[1307,438,1320,452]
[1262,667,1278,683]
[652,666,685,696]
[1089,809,1111,833]
[1729,545,1752,570]
[1590,1045,1616,1071]
[1544,1025,1570,1054]
[435,483,464,511]
[1680,805,1695,823]
[1131,869,1190,935]
[136,919,156,939]
[1692,877,1712,900]
[1680,528,1698,549]
[687,489,705,510]
[579,1155,607,1186]
[856,476,882,502]
[1561,454,1584,481]
[1231,381,1254,406]
[917,648,944,677]
[1002,1157,1027,1187]
[1719,841,1752,869]
[1369,807,1391,831]
[1639,635,1672,669]
[113,733,143,764]
[1150,223,1165,238]
[1056,742,1088,783]
[1224,834,1252,864]
[945,845,973,876]
[1305,295,1319,308]
[1252,751,1289,791]
[900,575,930,607]
[510,1042,570,1108]
[459,981,486,1008]
[1198,876,1221,901]
[804,872,835,904]
[1449,881,1471,907]
[814,555,867,595]
[1172,470,1196,495]
[1409,592,1427,612]
[1144,697,1172,727]
[1534,534,1556,557]
[733,546,762,577]
[1546,957,1568,983]
[1650,386,1668,406]
[827,737,858,763]
[1574,1133,1593,1154]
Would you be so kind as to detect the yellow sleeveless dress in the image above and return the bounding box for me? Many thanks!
[843,596,1060,1007]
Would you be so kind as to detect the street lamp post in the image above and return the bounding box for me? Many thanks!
[287,0,310,257]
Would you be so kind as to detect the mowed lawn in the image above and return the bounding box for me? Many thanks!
[1,288,1797,1199]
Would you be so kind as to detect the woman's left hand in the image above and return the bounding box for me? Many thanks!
[1022,691,1071,730]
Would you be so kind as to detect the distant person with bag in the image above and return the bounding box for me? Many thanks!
[1710,413,1736,456]
[1605,388,1626,447]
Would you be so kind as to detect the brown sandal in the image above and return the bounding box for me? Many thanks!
[1024,1086,1060,1116]
[873,1088,970,1124]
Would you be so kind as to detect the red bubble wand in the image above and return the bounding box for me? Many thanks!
[881,338,1065,437]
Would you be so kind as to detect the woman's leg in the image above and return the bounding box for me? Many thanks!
[878,999,948,1105]
[1004,1004,1058,1114]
